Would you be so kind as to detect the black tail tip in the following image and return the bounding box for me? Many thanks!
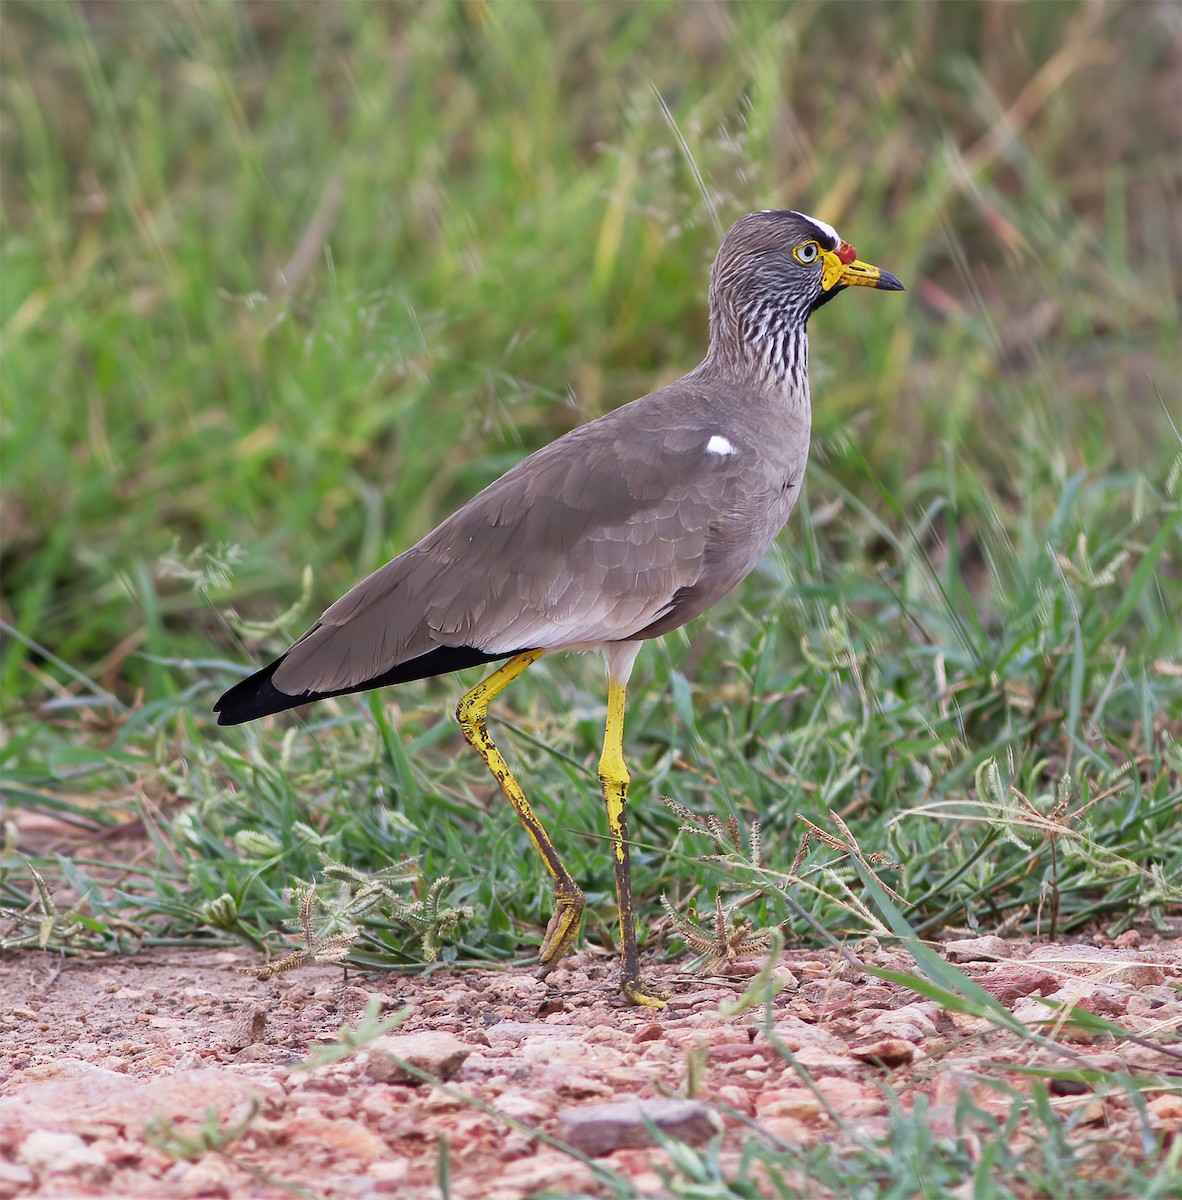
[214,654,308,725]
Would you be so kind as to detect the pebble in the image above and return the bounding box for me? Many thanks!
[18,1129,108,1176]
[944,935,1009,962]
[362,1032,472,1084]
[556,1098,721,1155]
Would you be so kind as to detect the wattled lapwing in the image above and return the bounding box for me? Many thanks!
[216,210,904,1005]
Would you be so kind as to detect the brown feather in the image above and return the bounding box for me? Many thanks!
[216,209,903,719]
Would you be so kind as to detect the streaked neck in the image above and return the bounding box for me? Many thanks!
[703,296,811,407]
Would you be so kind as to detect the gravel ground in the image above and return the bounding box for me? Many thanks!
[1,936,1179,1198]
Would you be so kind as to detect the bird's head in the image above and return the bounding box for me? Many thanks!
[707,210,904,381]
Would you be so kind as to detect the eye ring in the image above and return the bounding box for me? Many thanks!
[793,240,820,265]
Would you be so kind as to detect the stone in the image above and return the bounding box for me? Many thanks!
[1027,944,1168,986]
[366,1157,411,1194]
[771,1015,848,1052]
[555,1098,721,1156]
[943,936,1009,962]
[0,1161,36,1194]
[867,1003,938,1042]
[226,1002,268,1050]
[1146,1093,1182,1132]
[519,1037,604,1066]
[851,1038,916,1067]
[280,1113,387,1161]
[0,1061,281,1139]
[976,966,1059,1003]
[484,1021,587,1045]
[755,1088,825,1122]
[492,1092,552,1122]
[363,1032,472,1084]
[17,1128,108,1177]
[173,1155,236,1198]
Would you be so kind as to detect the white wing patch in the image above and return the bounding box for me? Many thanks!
[706,434,738,457]
[788,210,840,249]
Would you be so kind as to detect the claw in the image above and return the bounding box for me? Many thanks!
[622,978,667,1008]
[538,887,584,966]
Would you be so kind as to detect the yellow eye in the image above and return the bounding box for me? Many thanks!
[793,240,821,265]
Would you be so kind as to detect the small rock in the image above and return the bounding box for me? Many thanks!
[546,1070,614,1099]
[366,1158,410,1194]
[226,1002,268,1050]
[768,965,800,990]
[977,967,1059,1004]
[555,1098,721,1156]
[1049,1078,1091,1097]
[665,988,730,1011]
[797,979,855,1007]
[519,1037,604,1066]
[17,1129,108,1177]
[1147,1094,1182,1128]
[771,1015,847,1053]
[1027,944,1167,987]
[944,936,1009,962]
[492,1150,595,1197]
[494,1092,552,1121]
[484,1021,583,1044]
[173,1155,235,1198]
[499,1131,537,1162]
[295,1070,353,1096]
[233,1043,274,1062]
[709,1042,773,1064]
[495,975,548,1000]
[1068,1098,1107,1126]
[422,1085,465,1111]
[1113,963,1166,987]
[0,1161,35,1192]
[791,1048,862,1076]
[755,1088,825,1121]
[0,1061,281,1138]
[851,1038,916,1067]
[281,1114,387,1161]
[757,1114,814,1143]
[363,1032,471,1084]
[715,1084,754,1115]
[816,1077,885,1118]
[1074,986,1128,1017]
[868,1003,938,1042]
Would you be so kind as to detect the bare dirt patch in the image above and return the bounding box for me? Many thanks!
[1,938,1179,1198]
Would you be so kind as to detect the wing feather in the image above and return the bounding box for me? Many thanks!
[268,377,795,699]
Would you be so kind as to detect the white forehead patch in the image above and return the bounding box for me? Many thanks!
[706,435,738,456]
[787,210,840,248]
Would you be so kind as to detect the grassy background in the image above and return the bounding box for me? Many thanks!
[4,0,1179,946]
[4,0,1180,932]
[2,1,1180,1192]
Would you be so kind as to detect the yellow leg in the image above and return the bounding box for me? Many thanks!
[456,650,584,971]
[599,676,666,1008]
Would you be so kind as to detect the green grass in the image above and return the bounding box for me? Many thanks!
[2,1,1179,1194]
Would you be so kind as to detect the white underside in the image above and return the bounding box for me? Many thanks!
[541,639,643,685]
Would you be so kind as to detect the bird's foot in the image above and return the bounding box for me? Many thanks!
[621,977,667,1008]
[536,886,585,972]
